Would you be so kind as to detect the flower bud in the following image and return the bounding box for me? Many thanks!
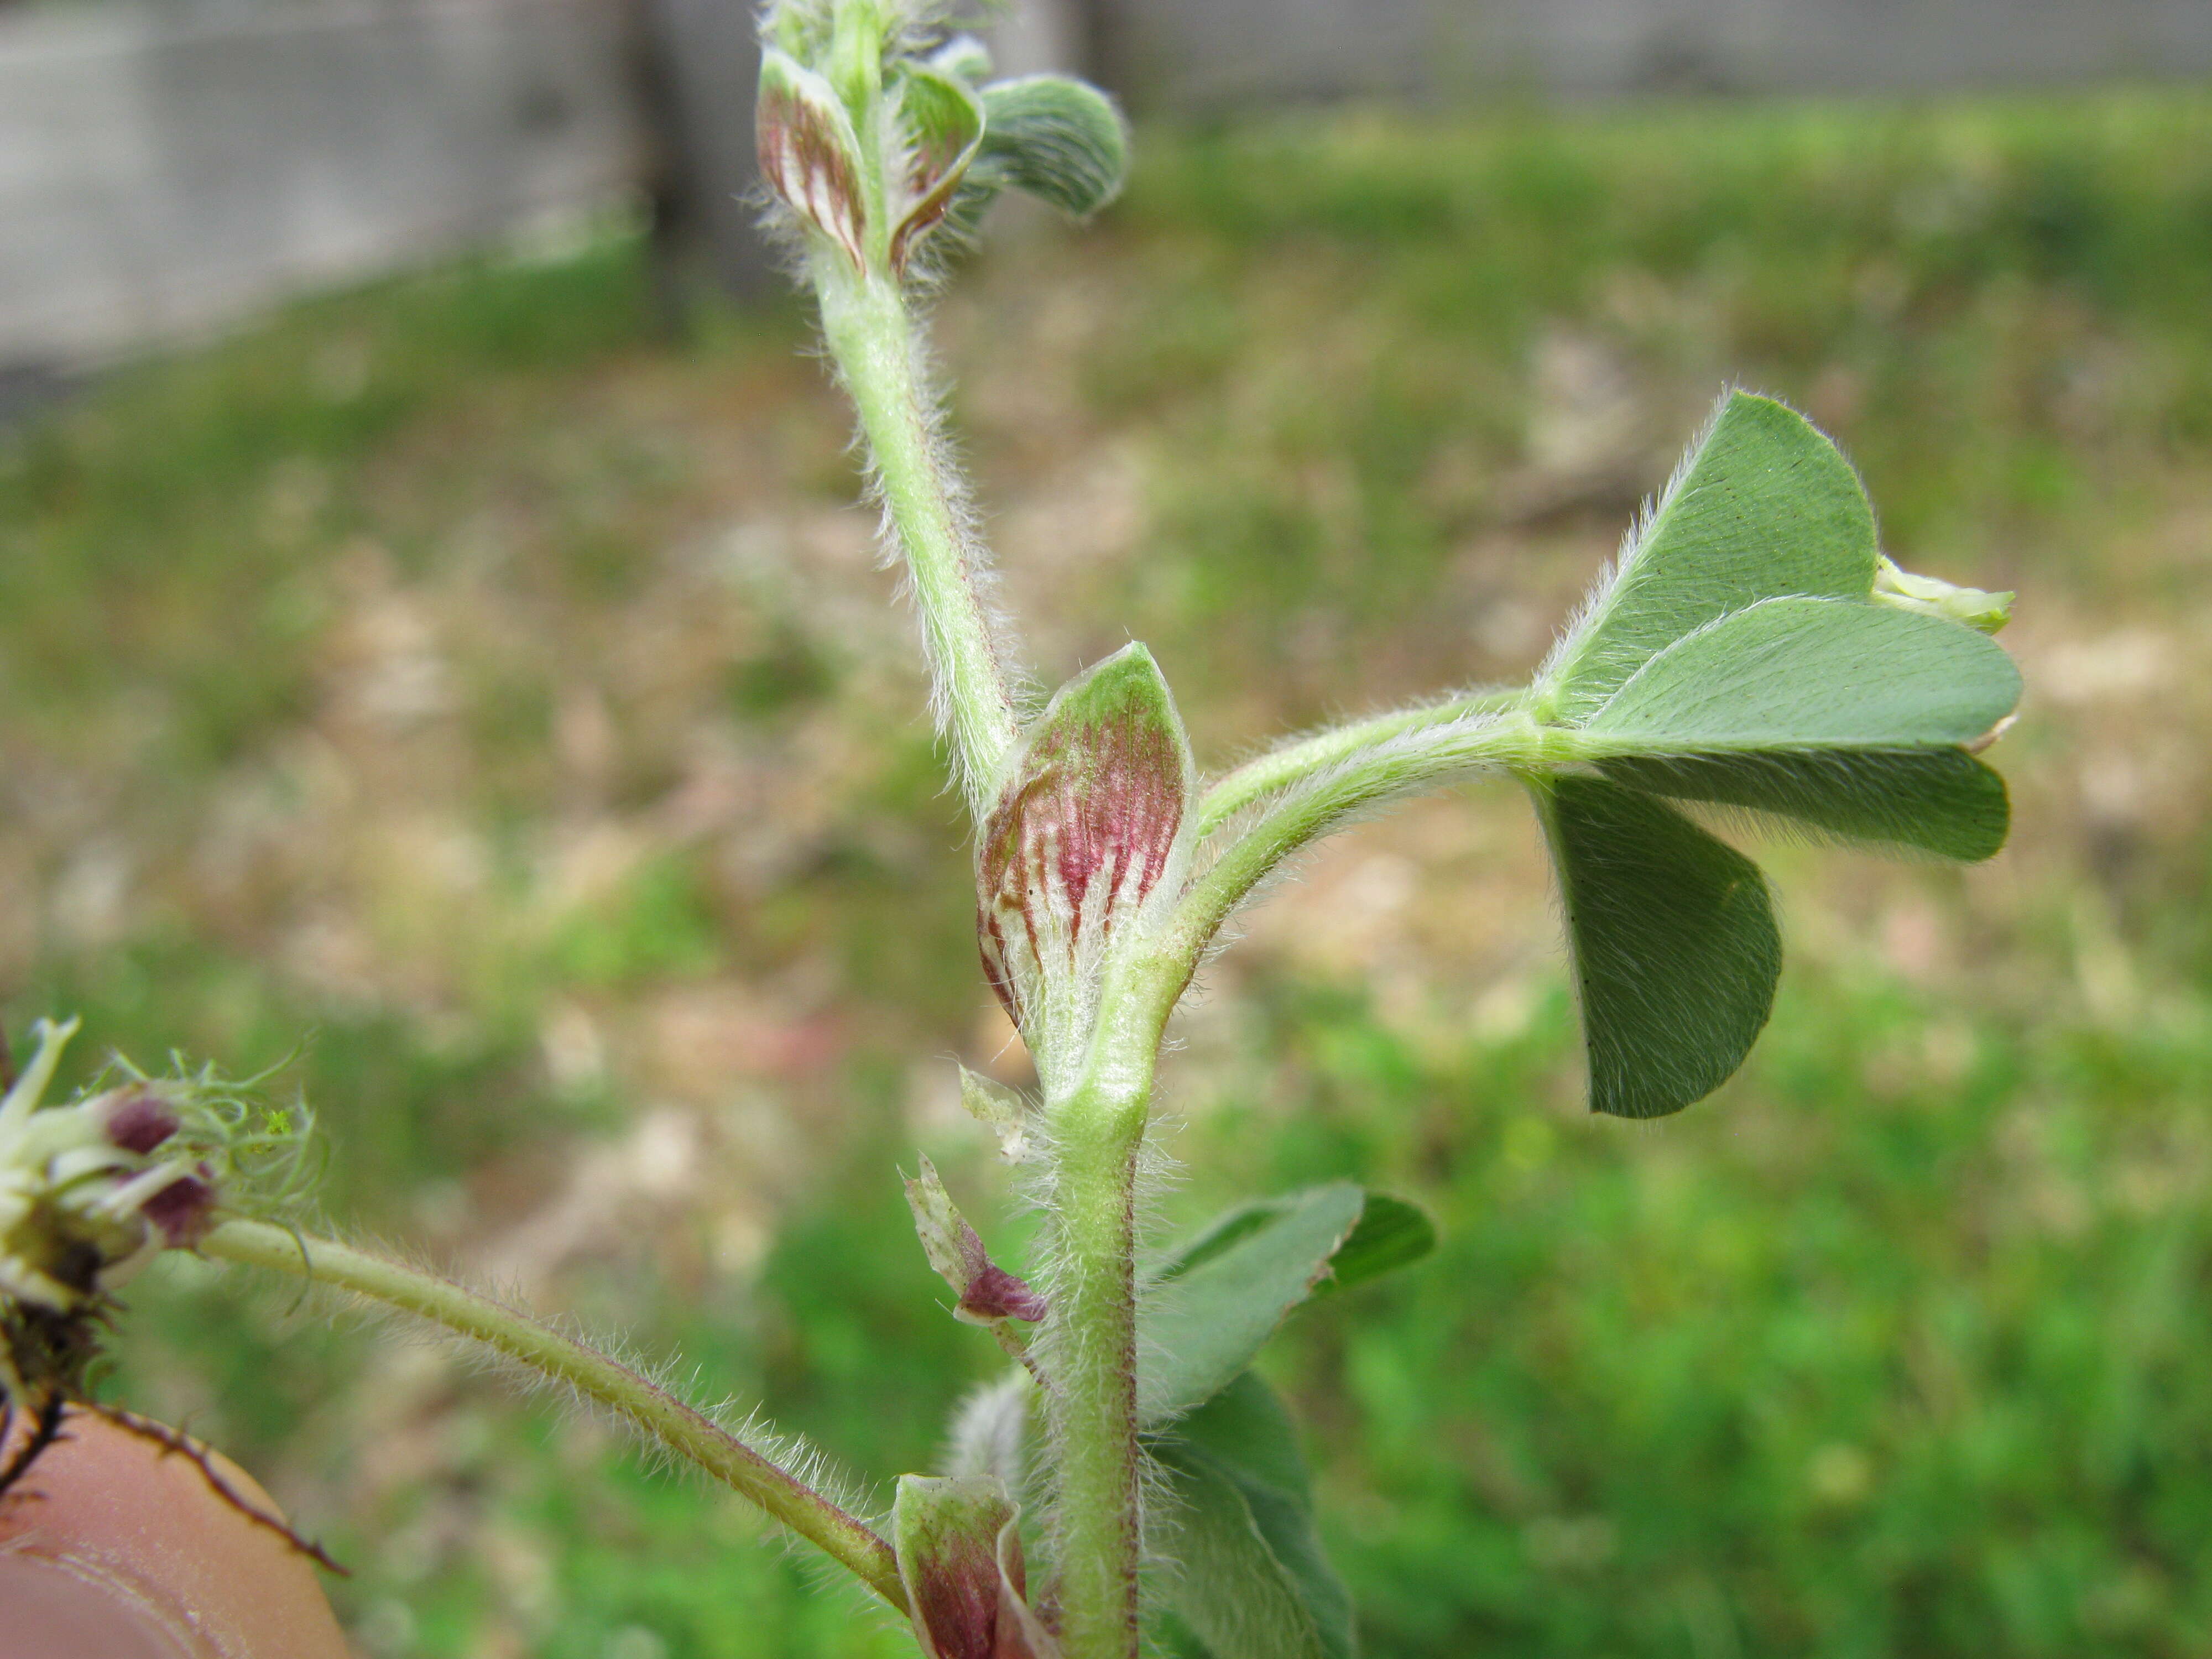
[141,1168,218,1249]
[975,644,1190,1035]
[91,1086,180,1155]
[0,1019,309,1316]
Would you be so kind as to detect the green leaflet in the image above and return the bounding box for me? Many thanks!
[1574,596,2021,862]
[1150,1373,1355,1659]
[1597,749,2010,862]
[1138,1184,1364,1424]
[1541,393,1877,723]
[1582,597,2021,750]
[961,76,1130,221]
[1532,775,1781,1119]
[1138,1187,1434,1420]
[1139,1185,1433,1424]
[1313,1193,1436,1295]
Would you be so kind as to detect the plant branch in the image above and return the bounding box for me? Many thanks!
[199,1219,906,1611]
[1033,953,1188,1659]
[815,259,1025,812]
[1194,687,1524,836]
[1042,1076,1149,1659]
[1172,712,1562,967]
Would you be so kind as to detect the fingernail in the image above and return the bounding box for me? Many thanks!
[0,1551,202,1659]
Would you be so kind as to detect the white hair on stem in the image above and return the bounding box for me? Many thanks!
[237,1226,884,1534]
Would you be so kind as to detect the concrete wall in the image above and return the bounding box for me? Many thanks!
[0,0,648,364]
[4,0,2205,370]
[1097,0,2212,108]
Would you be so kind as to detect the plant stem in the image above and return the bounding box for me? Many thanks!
[1194,686,1524,836]
[200,1219,906,1611]
[1044,961,1185,1659]
[815,260,1022,810]
[1048,1089,1145,1659]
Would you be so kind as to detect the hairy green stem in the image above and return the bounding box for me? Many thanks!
[1173,712,1572,967]
[1045,959,1185,1659]
[1050,1097,1145,1659]
[1194,687,1525,836]
[815,260,1022,809]
[200,1219,906,1610]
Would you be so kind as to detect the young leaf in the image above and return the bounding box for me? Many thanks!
[1574,596,2021,861]
[890,65,986,273]
[977,643,1190,1036]
[756,49,870,270]
[893,1475,1057,1659]
[972,77,1130,218]
[1314,1193,1436,1295]
[1541,393,1877,723]
[1138,1184,1365,1423]
[1150,1373,1354,1659]
[1582,597,2022,751]
[1531,775,1780,1119]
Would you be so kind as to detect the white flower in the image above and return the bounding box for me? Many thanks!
[0,1018,216,1316]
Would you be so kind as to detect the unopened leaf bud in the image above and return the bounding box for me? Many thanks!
[928,35,992,85]
[1874,555,2013,634]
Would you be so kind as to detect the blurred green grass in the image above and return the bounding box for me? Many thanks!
[4,88,2212,1657]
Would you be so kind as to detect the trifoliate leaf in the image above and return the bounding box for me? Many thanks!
[1541,393,1877,723]
[1150,1373,1353,1659]
[1532,775,1780,1119]
[969,76,1130,218]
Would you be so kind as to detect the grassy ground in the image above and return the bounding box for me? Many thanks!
[4,86,2212,1657]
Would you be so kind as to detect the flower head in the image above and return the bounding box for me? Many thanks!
[0,1019,310,1318]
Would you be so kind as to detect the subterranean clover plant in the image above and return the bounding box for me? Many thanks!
[0,3,2025,1653]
